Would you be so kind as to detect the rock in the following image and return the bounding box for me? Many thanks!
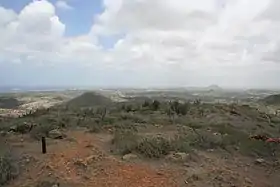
[166,152,189,162]
[74,159,88,168]
[255,158,265,165]
[9,125,17,132]
[48,129,66,139]
[245,177,252,184]
[22,154,37,164]
[122,153,138,161]
[0,131,7,136]
[156,171,164,176]
[213,132,221,136]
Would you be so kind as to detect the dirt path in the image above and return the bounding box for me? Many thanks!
[9,130,179,187]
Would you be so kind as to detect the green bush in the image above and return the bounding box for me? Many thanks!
[30,124,56,140]
[111,130,139,155]
[119,113,147,124]
[169,101,190,115]
[188,131,224,150]
[239,139,280,158]
[112,121,138,132]
[142,100,150,108]
[0,148,18,186]
[136,137,172,158]
[151,100,160,111]
[171,134,193,153]
[112,131,194,158]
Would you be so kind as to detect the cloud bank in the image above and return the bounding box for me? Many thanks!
[1,0,280,88]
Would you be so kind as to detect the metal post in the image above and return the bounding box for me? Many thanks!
[42,136,47,154]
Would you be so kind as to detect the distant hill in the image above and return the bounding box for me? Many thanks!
[0,97,20,109]
[66,92,113,108]
[260,94,280,105]
[206,85,223,91]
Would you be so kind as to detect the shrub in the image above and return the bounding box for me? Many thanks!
[119,113,147,124]
[171,134,193,153]
[88,122,102,133]
[178,103,190,115]
[0,147,18,186]
[142,100,150,108]
[30,124,56,140]
[169,101,189,115]
[239,139,280,158]
[111,131,194,158]
[125,105,133,112]
[188,131,224,150]
[111,130,139,155]
[151,100,160,111]
[136,136,172,158]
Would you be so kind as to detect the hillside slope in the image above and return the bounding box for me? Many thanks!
[260,94,280,105]
[0,97,20,109]
[66,92,113,108]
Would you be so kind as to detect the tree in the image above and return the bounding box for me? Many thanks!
[151,100,160,111]
[142,100,150,108]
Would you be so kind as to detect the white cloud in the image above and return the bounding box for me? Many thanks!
[0,0,65,64]
[1,0,280,88]
[55,0,73,10]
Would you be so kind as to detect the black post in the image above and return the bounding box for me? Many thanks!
[42,136,47,154]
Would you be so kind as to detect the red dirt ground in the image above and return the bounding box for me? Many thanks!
[8,131,179,187]
[6,130,280,187]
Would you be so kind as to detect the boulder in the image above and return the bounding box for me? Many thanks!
[48,129,66,139]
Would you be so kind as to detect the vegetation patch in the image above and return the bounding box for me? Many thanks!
[0,97,20,109]
[111,130,140,155]
[136,136,172,158]
[0,144,19,186]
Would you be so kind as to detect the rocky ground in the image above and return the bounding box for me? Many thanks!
[1,128,278,187]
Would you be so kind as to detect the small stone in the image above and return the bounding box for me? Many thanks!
[74,159,87,168]
[255,158,265,165]
[122,153,138,161]
[245,177,252,184]
[165,152,189,162]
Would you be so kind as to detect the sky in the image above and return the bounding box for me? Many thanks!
[0,0,280,89]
